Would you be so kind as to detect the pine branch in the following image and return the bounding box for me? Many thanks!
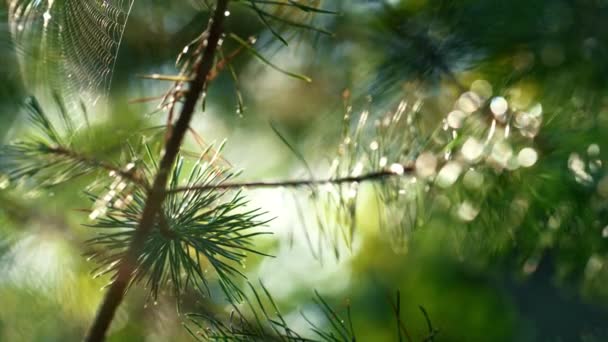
[187,282,437,342]
[46,146,149,188]
[166,164,414,194]
[186,281,357,341]
[0,133,146,190]
[84,1,230,341]
[0,96,147,189]
[85,152,270,305]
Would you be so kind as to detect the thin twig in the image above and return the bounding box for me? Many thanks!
[387,290,413,342]
[84,1,230,341]
[47,147,182,237]
[47,146,148,188]
[166,166,415,194]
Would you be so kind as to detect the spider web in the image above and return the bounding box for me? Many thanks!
[8,0,134,108]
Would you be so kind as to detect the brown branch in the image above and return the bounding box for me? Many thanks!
[48,147,180,237]
[166,165,415,194]
[47,146,148,188]
[84,1,230,341]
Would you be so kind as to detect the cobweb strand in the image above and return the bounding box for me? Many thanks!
[8,0,135,108]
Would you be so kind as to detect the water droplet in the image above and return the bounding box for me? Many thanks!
[471,79,493,100]
[461,138,484,162]
[224,10,231,17]
[457,201,479,221]
[457,92,482,113]
[485,119,498,143]
[435,195,452,210]
[490,97,508,116]
[602,226,608,238]
[523,257,539,275]
[504,122,511,138]
[379,157,388,168]
[0,175,10,190]
[515,110,542,138]
[89,209,101,220]
[548,215,561,230]
[507,156,520,170]
[43,11,52,27]
[352,162,364,177]
[447,110,466,129]
[442,120,449,131]
[587,144,600,157]
[369,141,379,150]
[346,187,358,199]
[436,162,462,188]
[413,99,423,112]
[389,163,405,175]
[529,103,543,117]
[517,148,538,167]
[568,153,592,183]
[490,141,513,168]
[415,152,437,178]
[463,169,484,189]
[585,255,603,277]
[589,159,602,173]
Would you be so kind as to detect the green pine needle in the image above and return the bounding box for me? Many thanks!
[229,34,312,83]
[0,97,92,187]
[187,282,436,341]
[85,147,271,304]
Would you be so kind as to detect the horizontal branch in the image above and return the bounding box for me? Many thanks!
[166,164,415,194]
[47,146,149,188]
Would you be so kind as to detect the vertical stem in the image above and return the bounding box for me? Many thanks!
[84,1,230,341]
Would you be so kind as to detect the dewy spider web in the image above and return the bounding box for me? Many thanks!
[8,0,134,107]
